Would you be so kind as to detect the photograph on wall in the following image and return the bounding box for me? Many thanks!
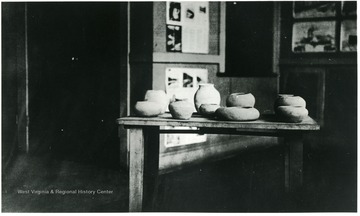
[167,1,181,24]
[164,126,207,147]
[292,21,336,53]
[293,2,336,18]
[342,1,357,16]
[340,20,357,52]
[166,25,182,52]
[166,1,209,54]
[164,67,208,147]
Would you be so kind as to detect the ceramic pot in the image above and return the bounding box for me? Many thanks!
[144,90,169,114]
[134,101,163,117]
[169,99,193,120]
[275,106,308,123]
[199,104,221,117]
[194,84,221,112]
[275,95,306,108]
[273,94,294,110]
[226,93,255,108]
[216,107,260,121]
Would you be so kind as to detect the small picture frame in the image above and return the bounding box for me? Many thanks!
[293,2,336,18]
[292,21,336,53]
[340,20,357,52]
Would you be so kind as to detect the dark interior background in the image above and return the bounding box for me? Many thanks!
[225,2,275,77]
[26,3,125,168]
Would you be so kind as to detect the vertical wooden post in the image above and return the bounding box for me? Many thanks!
[129,128,145,212]
[128,126,160,212]
[284,133,303,192]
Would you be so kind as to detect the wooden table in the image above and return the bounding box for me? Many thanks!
[117,113,320,212]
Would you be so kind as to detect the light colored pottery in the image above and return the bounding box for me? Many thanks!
[194,84,221,111]
[226,92,255,107]
[169,99,193,120]
[134,101,163,117]
[144,90,169,114]
[216,107,260,121]
[199,104,221,117]
[274,94,294,110]
[275,95,306,108]
[275,106,309,123]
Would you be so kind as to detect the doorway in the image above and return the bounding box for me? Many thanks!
[27,3,127,167]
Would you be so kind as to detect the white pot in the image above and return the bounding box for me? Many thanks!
[216,107,260,121]
[134,101,163,117]
[226,92,255,108]
[144,90,169,114]
[275,95,306,108]
[194,84,221,112]
[275,106,309,123]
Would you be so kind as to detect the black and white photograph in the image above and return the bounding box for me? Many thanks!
[166,25,182,52]
[292,21,336,52]
[340,20,357,52]
[2,1,357,213]
[293,1,336,18]
[168,1,181,22]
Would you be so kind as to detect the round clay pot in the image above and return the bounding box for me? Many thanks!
[275,95,306,108]
[198,104,221,117]
[169,99,193,120]
[194,84,221,112]
[274,94,294,110]
[275,106,309,123]
[226,92,255,108]
[134,101,163,117]
[215,107,260,121]
[144,90,170,114]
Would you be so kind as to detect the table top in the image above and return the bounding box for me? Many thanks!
[117,113,320,131]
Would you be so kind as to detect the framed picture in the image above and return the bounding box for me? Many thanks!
[292,21,336,53]
[342,1,356,16]
[340,20,357,52]
[293,1,336,18]
[166,25,182,52]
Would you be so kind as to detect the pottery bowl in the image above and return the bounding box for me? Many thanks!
[275,106,308,123]
[226,93,256,108]
[199,104,221,117]
[144,90,170,113]
[169,100,193,120]
[275,96,306,108]
[134,101,163,117]
[216,107,260,121]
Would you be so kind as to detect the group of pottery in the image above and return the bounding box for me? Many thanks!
[274,94,309,123]
[134,84,309,123]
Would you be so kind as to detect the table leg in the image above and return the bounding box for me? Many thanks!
[128,126,160,212]
[284,133,303,192]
